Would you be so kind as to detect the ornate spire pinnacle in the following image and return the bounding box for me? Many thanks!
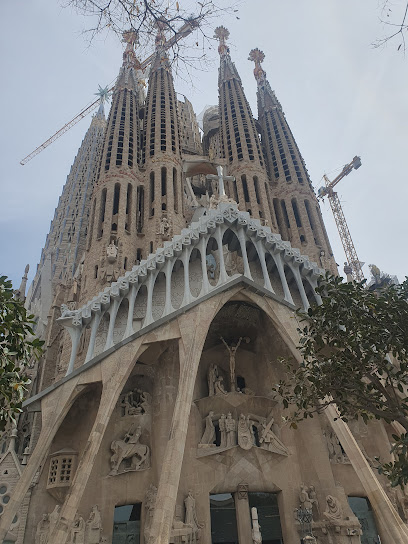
[94,85,111,118]
[248,48,266,84]
[214,26,230,56]
[122,30,142,70]
[155,19,167,49]
[15,264,29,301]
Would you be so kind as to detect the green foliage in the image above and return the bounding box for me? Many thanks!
[0,276,43,431]
[273,273,408,487]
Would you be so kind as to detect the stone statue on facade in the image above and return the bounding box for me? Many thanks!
[323,495,343,524]
[299,484,319,521]
[70,513,85,544]
[220,337,249,391]
[323,430,348,463]
[237,413,253,450]
[225,412,237,447]
[199,411,216,447]
[144,484,157,543]
[35,514,50,544]
[110,424,150,475]
[251,507,262,544]
[85,505,102,543]
[184,491,204,534]
[258,417,288,456]
[106,241,118,263]
[120,388,151,416]
[207,364,218,397]
[157,215,171,237]
[219,413,227,448]
[60,304,77,318]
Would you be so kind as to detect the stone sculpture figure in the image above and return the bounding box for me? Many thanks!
[60,304,76,318]
[85,505,102,544]
[158,215,171,237]
[323,495,343,523]
[184,491,204,533]
[144,484,157,543]
[106,241,118,262]
[251,507,262,544]
[299,484,319,521]
[258,417,288,456]
[199,411,216,446]
[214,375,227,395]
[238,413,253,450]
[207,364,218,397]
[219,414,227,448]
[110,424,150,475]
[308,485,320,521]
[220,337,244,391]
[71,514,85,544]
[226,412,237,447]
[35,514,50,544]
[120,388,150,416]
[48,505,61,537]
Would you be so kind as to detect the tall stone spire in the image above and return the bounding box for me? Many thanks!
[15,264,29,301]
[214,27,276,228]
[249,49,335,269]
[142,21,185,253]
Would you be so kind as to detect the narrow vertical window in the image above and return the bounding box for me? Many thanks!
[291,198,302,227]
[137,186,144,233]
[87,199,96,249]
[173,168,178,213]
[112,183,120,232]
[281,200,290,229]
[253,176,261,204]
[150,172,155,217]
[97,188,107,238]
[241,175,250,203]
[161,167,167,196]
[305,199,321,245]
[125,183,132,233]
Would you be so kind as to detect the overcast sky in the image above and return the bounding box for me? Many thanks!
[1,0,407,290]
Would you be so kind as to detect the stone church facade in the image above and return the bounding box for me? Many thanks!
[0,24,407,544]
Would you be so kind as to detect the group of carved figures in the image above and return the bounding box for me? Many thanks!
[207,337,251,396]
[36,505,104,544]
[120,388,151,417]
[199,411,288,455]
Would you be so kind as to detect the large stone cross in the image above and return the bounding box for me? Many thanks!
[206,165,235,198]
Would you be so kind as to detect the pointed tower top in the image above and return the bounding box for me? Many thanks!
[94,85,110,119]
[248,48,266,84]
[122,30,142,70]
[214,26,230,56]
[155,19,167,49]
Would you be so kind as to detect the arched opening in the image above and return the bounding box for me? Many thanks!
[133,285,148,332]
[222,229,242,277]
[284,265,303,308]
[113,298,129,345]
[171,260,185,309]
[94,312,110,357]
[189,248,203,298]
[206,236,219,286]
[302,277,318,306]
[265,253,284,299]
[245,240,263,285]
[152,272,166,320]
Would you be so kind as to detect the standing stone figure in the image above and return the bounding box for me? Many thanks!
[35,514,50,544]
[251,507,262,544]
[220,337,243,391]
[237,413,253,450]
[86,505,102,543]
[199,411,216,446]
[71,514,85,544]
[184,491,203,533]
[308,486,320,520]
[219,414,227,448]
[48,505,61,537]
[226,413,237,447]
[208,363,219,397]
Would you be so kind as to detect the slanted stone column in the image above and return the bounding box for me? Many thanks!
[326,404,408,543]
[48,340,146,544]
[148,303,216,544]
[0,380,87,542]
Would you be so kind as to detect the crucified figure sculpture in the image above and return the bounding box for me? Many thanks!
[220,337,243,391]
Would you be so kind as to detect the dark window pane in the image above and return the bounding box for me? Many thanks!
[248,493,284,544]
[210,493,239,544]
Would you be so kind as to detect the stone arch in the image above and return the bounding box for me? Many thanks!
[133,285,148,332]
[171,260,185,309]
[205,236,220,286]
[189,248,203,298]
[113,297,129,345]
[94,312,110,358]
[152,272,166,320]
[302,277,318,306]
[265,253,285,300]
[245,239,264,285]
[283,265,303,308]
[222,229,242,277]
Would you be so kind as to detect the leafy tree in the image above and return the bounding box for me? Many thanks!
[0,276,43,432]
[273,273,408,487]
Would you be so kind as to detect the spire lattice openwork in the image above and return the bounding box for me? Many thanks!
[214,26,230,55]
[248,48,266,83]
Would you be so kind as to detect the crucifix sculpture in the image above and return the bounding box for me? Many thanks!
[206,165,235,201]
[220,337,244,391]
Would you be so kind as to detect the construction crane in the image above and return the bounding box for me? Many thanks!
[20,20,199,166]
[318,156,364,282]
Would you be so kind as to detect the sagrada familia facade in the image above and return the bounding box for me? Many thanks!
[1,24,407,544]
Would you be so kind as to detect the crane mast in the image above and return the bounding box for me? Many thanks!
[318,156,364,282]
[20,20,199,166]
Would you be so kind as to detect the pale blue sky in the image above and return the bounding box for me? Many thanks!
[1,0,407,289]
